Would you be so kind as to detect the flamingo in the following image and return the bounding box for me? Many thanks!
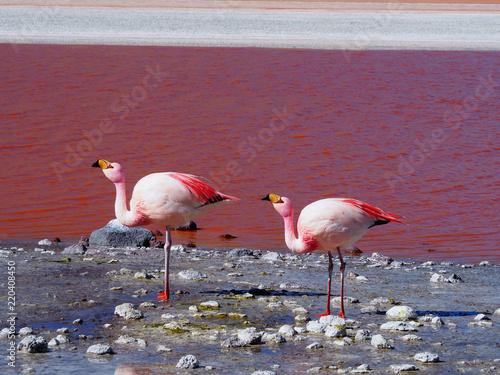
[262,193,405,317]
[92,159,238,300]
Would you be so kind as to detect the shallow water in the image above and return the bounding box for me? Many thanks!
[0,44,499,262]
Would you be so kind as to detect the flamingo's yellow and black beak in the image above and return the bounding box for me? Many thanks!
[261,193,282,203]
[92,159,113,169]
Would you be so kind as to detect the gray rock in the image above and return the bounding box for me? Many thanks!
[17,336,48,353]
[369,252,393,265]
[251,372,277,375]
[448,273,463,283]
[306,320,328,333]
[493,308,500,316]
[371,334,393,349]
[173,220,197,231]
[402,334,422,341]
[176,354,199,369]
[370,297,395,305]
[278,325,297,337]
[353,364,371,373]
[48,338,59,347]
[0,328,10,339]
[380,321,418,331]
[178,269,206,280]
[390,364,420,372]
[430,273,447,283]
[89,219,154,248]
[306,342,324,349]
[38,239,52,246]
[86,344,114,355]
[157,345,172,352]
[19,327,34,336]
[114,303,144,320]
[355,329,372,340]
[325,325,347,338]
[414,351,439,363]
[228,248,257,258]
[474,313,491,321]
[237,327,262,345]
[261,251,283,261]
[262,332,286,344]
[386,306,418,321]
[55,334,69,344]
[62,244,86,255]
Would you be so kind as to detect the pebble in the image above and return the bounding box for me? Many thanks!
[401,334,422,341]
[134,272,152,279]
[157,345,172,353]
[72,318,83,325]
[262,332,286,344]
[278,325,297,337]
[38,239,52,246]
[86,344,114,355]
[414,351,439,363]
[114,303,144,320]
[251,371,277,375]
[17,336,48,353]
[178,269,207,280]
[261,251,283,261]
[380,321,418,331]
[355,329,372,340]
[390,364,420,372]
[493,308,500,316]
[19,327,34,336]
[200,301,220,309]
[228,248,256,258]
[386,306,417,321]
[176,354,200,369]
[353,364,371,373]
[325,325,347,338]
[474,314,491,321]
[306,342,323,349]
[237,327,262,345]
[371,334,393,349]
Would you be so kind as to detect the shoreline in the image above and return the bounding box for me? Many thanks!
[1,3,500,50]
[1,241,499,374]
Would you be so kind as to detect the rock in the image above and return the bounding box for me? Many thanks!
[114,303,144,320]
[370,297,395,305]
[414,352,439,363]
[474,314,491,321]
[157,345,172,352]
[228,248,257,258]
[493,308,500,316]
[200,301,220,310]
[332,296,359,305]
[262,332,286,344]
[176,354,200,368]
[369,252,393,265]
[17,336,48,353]
[48,338,59,347]
[0,328,10,339]
[386,306,417,321]
[72,318,83,325]
[38,239,52,246]
[355,329,372,340]
[237,327,262,345]
[479,261,492,266]
[306,342,323,349]
[62,244,86,255]
[371,334,393,349]
[430,273,447,283]
[390,364,420,372]
[173,220,197,231]
[306,320,327,333]
[86,344,114,355]
[19,327,34,336]
[325,325,347,338]
[261,252,283,261]
[115,335,136,344]
[447,273,463,283]
[89,219,154,248]
[353,364,371,373]
[56,334,69,344]
[278,325,297,337]
[319,315,345,326]
[251,371,277,375]
[178,269,206,280]
[380,321,417,331]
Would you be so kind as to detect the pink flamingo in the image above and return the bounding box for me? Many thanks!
[92,159,238,300]
[262,193,405,317]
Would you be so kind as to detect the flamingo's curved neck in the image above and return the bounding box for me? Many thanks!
[281,206,309,254]
[114,181,136,227]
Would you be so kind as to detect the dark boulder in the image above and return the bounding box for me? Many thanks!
[89,219,155,248]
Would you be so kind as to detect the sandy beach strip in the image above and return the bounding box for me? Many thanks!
[1,2,500,50]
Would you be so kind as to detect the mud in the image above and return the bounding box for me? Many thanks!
[0,241,499,374]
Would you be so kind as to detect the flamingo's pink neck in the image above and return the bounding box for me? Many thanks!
[113,180,137,227]
[276,198,311,254]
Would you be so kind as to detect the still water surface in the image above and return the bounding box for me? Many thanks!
[0,44,498,262]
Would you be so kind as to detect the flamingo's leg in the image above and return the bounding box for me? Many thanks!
[337,247,346,318]
[314,251,333,317]
[157,227,172,300]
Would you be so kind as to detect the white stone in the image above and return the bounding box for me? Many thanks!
[38,239,52,246]
[325,325,346,338]
[114,303,144,320]
[380,321,417,331]
[86,344,114,355]
[178,269,206,280]
[278,325,297,337]
[414,352,439,363]
[176,354,199,369]
[386,306,417,321]
[306,342,323,349]
[390,364,419,372]
[371,334,393,349]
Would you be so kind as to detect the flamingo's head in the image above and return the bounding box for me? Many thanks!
[262,193,293,218]
[92,159,125,184]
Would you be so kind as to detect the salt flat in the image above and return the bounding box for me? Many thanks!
[1,6,500,50]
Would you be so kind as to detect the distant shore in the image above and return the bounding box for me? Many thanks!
[1,1,500,50]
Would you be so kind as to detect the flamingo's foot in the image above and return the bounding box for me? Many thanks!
[338,312,345,318]
[157,291,169,301]
[313,311,331,317]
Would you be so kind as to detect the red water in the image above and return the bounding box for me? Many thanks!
[1,44,498,262]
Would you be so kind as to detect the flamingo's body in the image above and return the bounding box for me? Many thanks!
[262,194,405,317]
[93,159,238,300]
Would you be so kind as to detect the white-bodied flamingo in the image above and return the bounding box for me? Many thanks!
[262,193,405,317]
[92,159,238,300]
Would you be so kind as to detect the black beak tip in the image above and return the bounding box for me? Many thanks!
[92,160,100,168]
[261,194,270,201]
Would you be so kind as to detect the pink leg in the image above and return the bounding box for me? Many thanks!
[157,228,171,301]
[337,247,346,318]
[314,251,333,317]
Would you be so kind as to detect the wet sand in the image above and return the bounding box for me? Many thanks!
[1,1,500,49]
[1,241,499,374]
